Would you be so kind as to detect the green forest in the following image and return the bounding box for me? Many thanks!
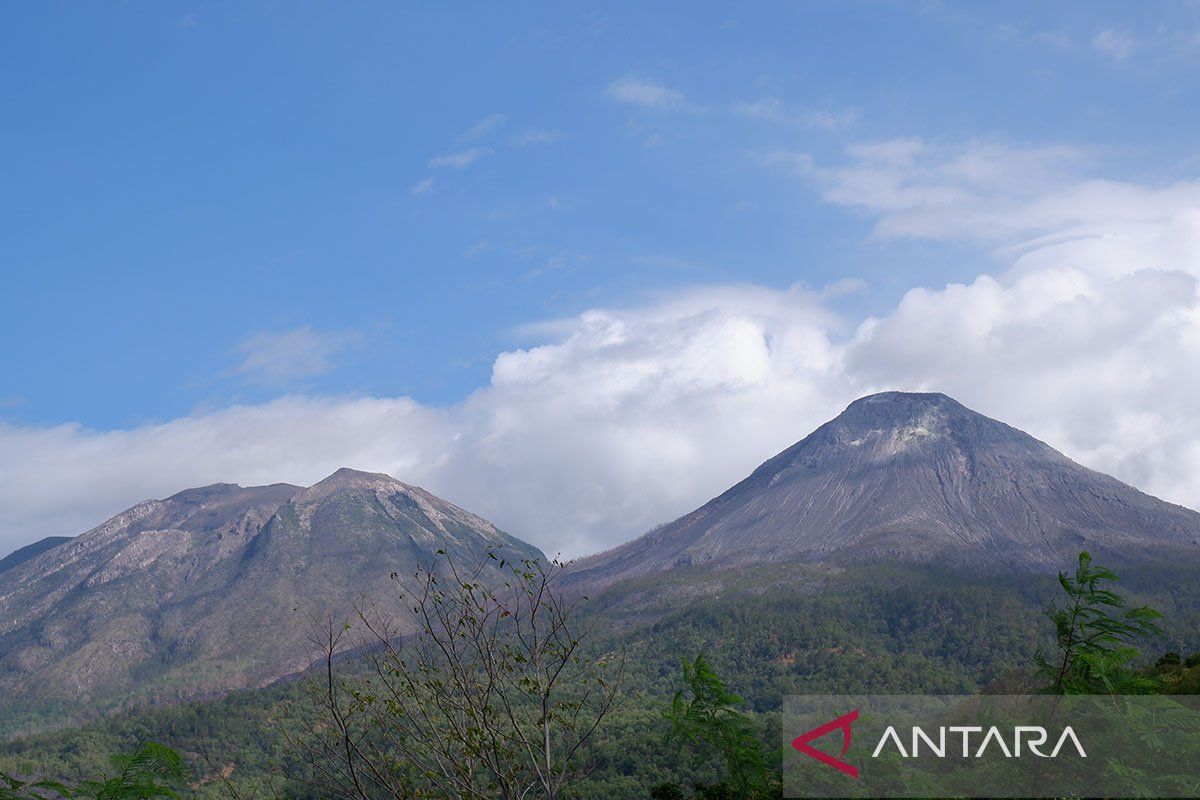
[2,553,1199,799]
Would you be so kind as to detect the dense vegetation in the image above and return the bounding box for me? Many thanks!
[0,742,184,799]
[2,556,1199,798]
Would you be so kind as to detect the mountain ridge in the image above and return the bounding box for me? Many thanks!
[0,467,541,710]
[7,393,1200,722]
[567,391,1200,591]
[0,538,74,577]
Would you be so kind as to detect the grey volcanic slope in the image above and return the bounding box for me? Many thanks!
[569,392,1200,590]
[0,469,541,705]
[0,537,73,577]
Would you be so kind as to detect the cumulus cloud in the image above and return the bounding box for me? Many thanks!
[450,286,851,555]
[0,287,853,559]
[5,142,1200,562]
[606,76,684,109]
[820,140,1200,513]
[232,327,362,386]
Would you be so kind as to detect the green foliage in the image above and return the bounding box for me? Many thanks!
[1147,651,1200,694]
[1036,551,1163,694]
[76,743,184,800]
[648,782,687,800]
[0,773,75,800]
[660,655,778,800]
[588,562,1060,713]
[4,559,1200,797]
[1157,652,1183,668]
[0,681,308,800]
[0,743,182,800]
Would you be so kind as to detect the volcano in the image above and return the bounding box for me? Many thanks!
[0,468,541,705]
[568,392,1200,589]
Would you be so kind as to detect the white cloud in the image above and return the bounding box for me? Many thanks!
[232,327,362,386]
[819,141,1200,515]
[607,76,684,109]
[6,143,1200,564]
[1093,29,1138,61]
[459,113,506,142]
[409,177,435,195]
[0,397,452,552]
[809,138,1098,240]
[510,128,565,146]
[0,286,849,560]
[429,147,492,169]
[735,98,859,131]
[463,240,492,258]
[1032,30,1072,49]
[844,265,1200,517]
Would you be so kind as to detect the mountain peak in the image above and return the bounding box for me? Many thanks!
[844,390,961,414]
[317,466,401,486]
[568,391,1200,589]
[850,389,956,405]
[299,467,413,504]
[164,482,302,505]
[0,465,542,707]
[330,466,389,479]
[790,391,1045,467]
[832,391,980,434]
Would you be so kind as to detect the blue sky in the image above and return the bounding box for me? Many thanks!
[4,2,1200,556]
[5,0,1196,427]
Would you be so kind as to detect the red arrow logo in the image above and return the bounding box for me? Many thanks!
[792,709,859,779]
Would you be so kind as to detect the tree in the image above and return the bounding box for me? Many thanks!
[648,782,687,800]
[1151,651,1200,694]
[294,550,624,799]
[1035,551,1162,694]
[1156,652,1183,669]
[0,742,184,800]
[658,655,778,799]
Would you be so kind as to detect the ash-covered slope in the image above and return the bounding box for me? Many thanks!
[569,392,1200,589]
[0,469,540,706]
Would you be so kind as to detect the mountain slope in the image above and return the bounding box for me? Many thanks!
[569,392,1200,590]
[0,469,540,710]
[0,537,73,577]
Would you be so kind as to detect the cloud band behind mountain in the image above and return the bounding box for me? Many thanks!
[4,148,1200,560]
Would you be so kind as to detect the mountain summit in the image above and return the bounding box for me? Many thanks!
[568,391,1200,589]
[0,469,540,709]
